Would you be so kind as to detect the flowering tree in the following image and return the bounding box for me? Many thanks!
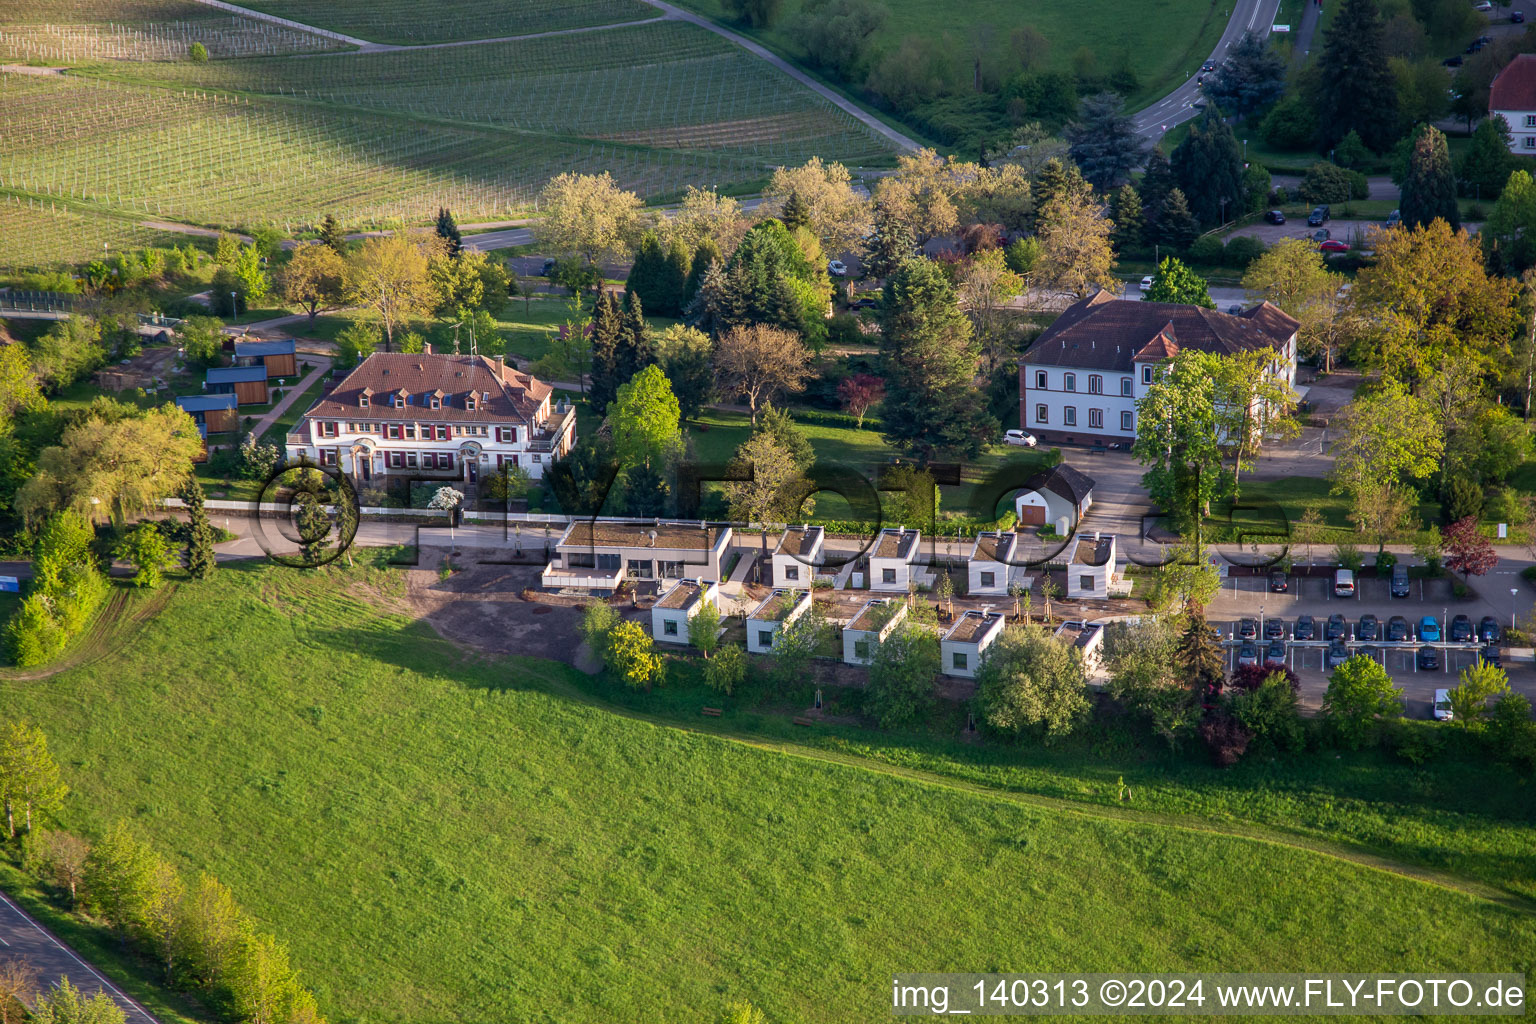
[1443,515,1496,581]
[836,373,884,428]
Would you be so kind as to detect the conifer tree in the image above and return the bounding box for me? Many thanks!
[1401,124,1460,230]
[1158,188,1200,251]
[1307,0,1399,151]
[435,207,462,254]
[619,290,655,383]
[587,290,626,415]
[780,189,812,231]
[318,214,346,254]
[1178,612,1226,700]
[1172,107,1245,227]
[1109,184,1144,252]
[684,238,722,306]
[1140,147,1176,239]
[183,479,216,580]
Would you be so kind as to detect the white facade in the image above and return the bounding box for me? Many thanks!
[940,611,1006,679]
[1014,485,1092,534]
[1494,108,1536,152]
[651,579,719,645]
[542,521,732,592]
[772,526,824,589]
[1067,533,1118,600]
[840,598,907,665]
[968,532,1032,596]
[1021,364,1145,443]
[869,528,920,592]
[746,589,812,654]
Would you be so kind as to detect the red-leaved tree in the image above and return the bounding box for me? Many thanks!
[1443,515,1497,581]
[837,373,885,429]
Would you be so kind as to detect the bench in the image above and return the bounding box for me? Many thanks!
[1088,444,1108,455]
[792,716,815,727]
[700,707,723,717]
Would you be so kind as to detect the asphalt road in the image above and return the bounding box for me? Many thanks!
[1134,0,1286,139]
[0,889,160,1022]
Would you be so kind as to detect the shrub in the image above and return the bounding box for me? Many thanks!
[1187,234,1225,266]
[1223,235,1266,268]
[579,603,618,663]
[826,312,863,348]
[1198,711,1252,767]
[605,620,665,690]
[703,643,747,696]
[6,595,66,667]
[867,623,940,727]
[188,41,208,62]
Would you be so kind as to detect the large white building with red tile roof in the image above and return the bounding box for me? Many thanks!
[286,352,575,485]
[1018,291,1299,447]
[1490,54,1536,154]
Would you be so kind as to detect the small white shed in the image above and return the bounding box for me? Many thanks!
[746,588,813,654]
[841,597,908,665]
[650,579,719,645]
[1014,464,1095,535]
[940,610,1006,678]
[869,528,920,592]
[772,525,824,589]
[1067,532,1118,600]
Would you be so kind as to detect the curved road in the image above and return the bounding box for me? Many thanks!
[1133,0,1285,139]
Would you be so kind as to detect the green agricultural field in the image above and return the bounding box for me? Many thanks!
[670,0,1229,111]
[0,0,341,61]
[0,19,897,265]
[0,195,196,271]
[240,0,654,46]
[1,560,1531,1022]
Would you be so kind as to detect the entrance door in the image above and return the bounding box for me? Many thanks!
[360,458,372,482]
[467,459,478,483]
[1018,502,1045,526]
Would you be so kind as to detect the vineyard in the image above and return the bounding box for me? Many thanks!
[0,19,896,266]
[239,0,655,45]
[0,196,191,268]
[0,0,340,60]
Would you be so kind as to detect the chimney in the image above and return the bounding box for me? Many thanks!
[1094,530,1101,541]
[423,342,433,355]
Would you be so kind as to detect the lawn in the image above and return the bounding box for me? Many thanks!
[1,559,1531,1022]
[669,0,1231,113]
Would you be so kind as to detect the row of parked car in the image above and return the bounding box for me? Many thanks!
[1229,613,1503,672]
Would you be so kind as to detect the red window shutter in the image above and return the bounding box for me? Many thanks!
[442,425,452,441]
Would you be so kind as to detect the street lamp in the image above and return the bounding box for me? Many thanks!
[1243,138,1248,160]
[1512,587,1520,629]
[230,291,237,317]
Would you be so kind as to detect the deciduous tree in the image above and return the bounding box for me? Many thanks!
[114,523,172,588]
[345,233,442,351]
[279,243,345,326]
[1035,187,1117,299]
[535,171,644,265]
[867,622,941,727]
[605,620,665,689]
[652,324,715,422]
[1443,514,1496,581]
[958,248,1024,372]
[1145,256,1214,307]
[724,431,802,523]
[1447,660,1510,724]
[974,624,1088,740]
[26,977,126,1024]
[767,157,871,256]
[714,324,813,425]
[0,721,65,837]
[1132,351,1231,523]
[608,364,682,471]
[1322,654,1403,748]
[1329,380,1443,500]
[836,373,884,428]
[0,957,38,1024]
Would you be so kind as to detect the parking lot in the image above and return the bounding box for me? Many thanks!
[1206,569,1536,718]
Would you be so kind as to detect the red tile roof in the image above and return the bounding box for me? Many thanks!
[1491,54,1536,112]
[1023,292,1298,372]
[301,353,552,425]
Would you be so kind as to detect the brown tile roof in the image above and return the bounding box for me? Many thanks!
[1133,324,1179,361]
[945,611,1003,644]
[971,531,1017,562]
[1023,464,1095,506]
[301,353,552,425]
[873,528,919,560]
[1238,300,1301,339]
[775,525,824,556]
[1492,53,1536,111]
[1022,292,1297,372]
[563,521,720,551]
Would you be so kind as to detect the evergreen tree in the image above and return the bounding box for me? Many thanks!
[1202,31,1286,119]
[1457,115,1515,200]
[683,238,722,305]
[780,188,812,231]
[1139,147,1176,240]
[318,214,346,254]
[878,260,997,459]
[719,220,818,339]
[684,258,731,338]
[1032,157,1093,216]
[1065,91,1148,192]
[1109,184,1144,252]
[1307,0,1399,151]
[1401,124,1460,230]
[864,202,917,279]
[434,207,462,255]
[753,403,815,470]
[1158,188,1200,251]
[619,290,655,383]
[1178,612,1225,698]
[1172,107,1245,227]
[183,478,216,580]
[587,290,626,415]
[626,232,689,317]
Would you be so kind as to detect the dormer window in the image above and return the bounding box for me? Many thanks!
[429,395,441,410]
[392,394,404,409]
[359,394,370,408]
[465,394,477,411]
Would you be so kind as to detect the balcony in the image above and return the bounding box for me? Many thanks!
[541,558,623,590]
[286,433,306,446]
[528,405,577,453]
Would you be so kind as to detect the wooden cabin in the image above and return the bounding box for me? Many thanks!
[205,366,269,406]
[175,393,239,434]
[234,338,298,379]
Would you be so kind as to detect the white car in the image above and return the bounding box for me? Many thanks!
[1433,688,1454,721]
[1139,275,1154,293]
[1473,1,1493,10]
[828,259,848,277]
[1003,429,1038,448]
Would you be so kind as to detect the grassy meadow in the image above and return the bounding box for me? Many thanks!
[1,559,1532,1022]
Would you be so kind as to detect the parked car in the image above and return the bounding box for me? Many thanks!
[1450,614,1475,642]
[1268,569,1288,593]
[1390,563,1410,598]
[1473,0,1493,11]
[1325,613,1347,640]
[1386,615,1410,641]
[1265,617,1285,640]
[1384,209,1402,228]
[1515,10,1526,22]
[1333,569,1355,597]
[1357,614,1379,641]
[1237,617,1259,640]
[827,259,848,278]
[1139,274,1155,293]
[1433,686,1453,720]
[1237,644,1259,667]
[1318,239,1350,253]
[1421,648,1442,672]
[1418,615,1441,642]
[1481,645,1503,668]
[1308,205,1331,226]
[1312,228,1331,242]
[1264,210,1286,224]
[540,257,556,277]
[1479,616,1502,643]
[1265,641,1287,667]
[1466,37,1487,53]
[1326,642,1351,668]
[1294,614,1316,641]
[1003,429,1038,448]
[850,297,879,309]
[1442,54,1464,66]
